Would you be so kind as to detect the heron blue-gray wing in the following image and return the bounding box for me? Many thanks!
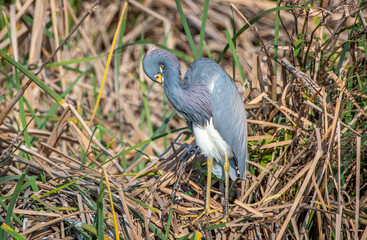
[166,83,212,128]
[211,72,248,180]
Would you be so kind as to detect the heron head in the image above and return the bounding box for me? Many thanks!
[143,49,181,85]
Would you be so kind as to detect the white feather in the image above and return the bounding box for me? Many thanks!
[192,118,233,162]
[208,80,215,92]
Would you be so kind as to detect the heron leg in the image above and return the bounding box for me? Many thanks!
[205,157,213,213]
[185,155,229,227]
[223,152,230,221]
[181,157,219,227]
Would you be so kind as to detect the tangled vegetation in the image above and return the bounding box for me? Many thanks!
[0,0,366,239]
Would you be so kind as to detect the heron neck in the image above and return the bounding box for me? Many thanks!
[163,63,182,92]
[162,65,184,108]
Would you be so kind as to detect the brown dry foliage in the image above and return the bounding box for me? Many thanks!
[0,0,367,239]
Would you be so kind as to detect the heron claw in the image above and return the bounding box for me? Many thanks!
[181,207,223,228]
[210,215,227,225]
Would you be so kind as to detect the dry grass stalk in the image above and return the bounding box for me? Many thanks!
[0,0,366,239]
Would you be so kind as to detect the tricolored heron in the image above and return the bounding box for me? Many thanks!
[143,48,248,222]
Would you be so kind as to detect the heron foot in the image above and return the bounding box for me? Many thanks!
[181,207,222,227]
[210,215,228,225]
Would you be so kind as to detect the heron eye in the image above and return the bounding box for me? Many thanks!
[155,75,159,79]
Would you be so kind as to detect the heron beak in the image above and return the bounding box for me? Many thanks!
[156,73,163,84]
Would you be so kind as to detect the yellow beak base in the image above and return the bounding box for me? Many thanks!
[156,73,163,84]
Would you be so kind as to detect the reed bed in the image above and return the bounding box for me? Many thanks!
[0,0,366,239]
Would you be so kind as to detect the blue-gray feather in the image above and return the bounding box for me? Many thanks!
[210,63,248,180]
[212,158,238,181]
[143,49,181,78]
[185,58,248,180]
[175,83,212,127]
[143,49,248,180]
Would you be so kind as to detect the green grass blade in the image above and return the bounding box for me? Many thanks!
[274,0,281,73]
[132,69,153,136]
[0,223,27,240]
[164,207,173,240]
[0,50,65,106]
[335,12,359,76]
[15,69,30,147]
[107,126,186,166]
[203,41,213,59]
[30,194,60,213]
[177,231,202,240]
[96,174,105,240]
[127,110,180,168]
[39,174,88,198]
[3,12,31,147]
[0,200,23,226]
[2,166,28,239]
[202,222,226,230]
[162,91,169,149]
[189,232,202,240]
[198,0,209,56]
[0,175,30,183]
[28,177,40,192]
[114,39,194,62]
[23,98,41,127]
[217,5,310,63]
[45,55,106,68]
[225,30,246,83]
[97,124,127,146]
[231,6,236,82]
[125,194,160,213]
[175,0,199,59]
[43,39,193,65]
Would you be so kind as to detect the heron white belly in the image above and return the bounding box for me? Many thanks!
[193,118,233,161]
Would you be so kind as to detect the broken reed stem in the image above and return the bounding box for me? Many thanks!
[355,136,361,239]
[118,188,139,240]
[336,120,342,240]
[276,128,323,240]
[281,58,322,102]
[22,210,94,236]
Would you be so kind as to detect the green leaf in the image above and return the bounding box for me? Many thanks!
[225,30,246,83]
[108,126,187,167]
[164,207,173,240]
[198,0,209,56]
[294,39,304,45]
[96,173,105,240]
[294,46,302,57]
[0,223,27,240]
[2,166,28,239]
[0,50,65,105]
[175,0,199,59]
[39,174,89,198]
